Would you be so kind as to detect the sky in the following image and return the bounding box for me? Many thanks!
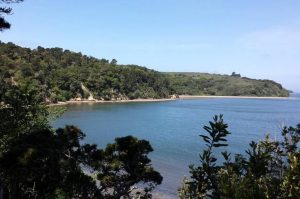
[1,0,300,91]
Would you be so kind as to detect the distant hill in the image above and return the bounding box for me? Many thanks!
[166,72,289,97]
[0,41,289,103]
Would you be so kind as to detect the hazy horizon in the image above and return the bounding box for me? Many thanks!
[2,0,300,92]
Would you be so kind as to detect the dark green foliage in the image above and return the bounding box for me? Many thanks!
[0,80,48,151]
[166,72,289,97]
[179,116,300,199]
[0,42,171,102]
[0,84,162,198]
[0,1,24,31]
[0,126,102,199]
[97,136,163,198]
[47,105,67,121]
[0,126,162,198]
[180,115,230,198]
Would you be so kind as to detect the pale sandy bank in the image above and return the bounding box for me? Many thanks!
[48,95,291,106]
[48,98,175,106]
[179,95,289,100]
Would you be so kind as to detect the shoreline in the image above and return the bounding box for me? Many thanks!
[47,98,176,106]
[179,95,290,100]
[48,95,291,106]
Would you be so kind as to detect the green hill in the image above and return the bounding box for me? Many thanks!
[0,41,289,103]
[0,41,171,102]
[166,72,289,97]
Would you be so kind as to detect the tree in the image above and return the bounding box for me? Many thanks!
[0,80,48,151]
[231,72,241,78]
[0,82,162,198]
[0,0,24,31]
[110,58,117,65]
[178,115,230,198]
[96,136,163,198]
[0,125,162,198]
[0,126,102,198]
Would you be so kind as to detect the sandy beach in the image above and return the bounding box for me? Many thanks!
[48,98,176,106]
[48,95,291,106]
[179,95,290,100]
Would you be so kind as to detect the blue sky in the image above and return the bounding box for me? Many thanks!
[1,0,300,91]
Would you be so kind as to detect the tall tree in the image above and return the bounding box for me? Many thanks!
[96,136,163,198]
[0,0,23,31]
[0,81,48,151]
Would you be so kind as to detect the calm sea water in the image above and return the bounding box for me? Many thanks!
[53,93,300,198]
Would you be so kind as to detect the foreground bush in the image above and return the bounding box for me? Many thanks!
[179,115,300,199]
[0,83,162,199]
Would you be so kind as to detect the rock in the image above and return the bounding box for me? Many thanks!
[170,94,179,99]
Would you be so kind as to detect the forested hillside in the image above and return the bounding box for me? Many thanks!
[167,72,289,97]
[0,42,289,103]
[0,42,171,102]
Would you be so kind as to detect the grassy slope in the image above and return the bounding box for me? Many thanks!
[165,72,289,97]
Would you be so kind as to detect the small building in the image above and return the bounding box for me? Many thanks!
[231,72,241,78]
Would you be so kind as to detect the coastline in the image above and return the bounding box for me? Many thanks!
[47,98,176,106]
[47,95,291,106]
[179,95,290,100]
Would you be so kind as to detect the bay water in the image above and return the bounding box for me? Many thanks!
[53,93,300,198]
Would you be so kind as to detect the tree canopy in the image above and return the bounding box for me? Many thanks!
[0,42,172,102]
[0,82,162,198]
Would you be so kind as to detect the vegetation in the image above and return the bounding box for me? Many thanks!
[167,72,289,97]
[1,82,298,198]
[0,41,171,102]
[0,82,162,198]
[179,115,300,199]
[0,0,23,31]
[1,2,297,198]
[0,42,289,104]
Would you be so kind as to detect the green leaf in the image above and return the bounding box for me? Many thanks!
[213,143,228,147]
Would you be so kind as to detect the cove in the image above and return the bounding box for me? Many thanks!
[53,94,300,198]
